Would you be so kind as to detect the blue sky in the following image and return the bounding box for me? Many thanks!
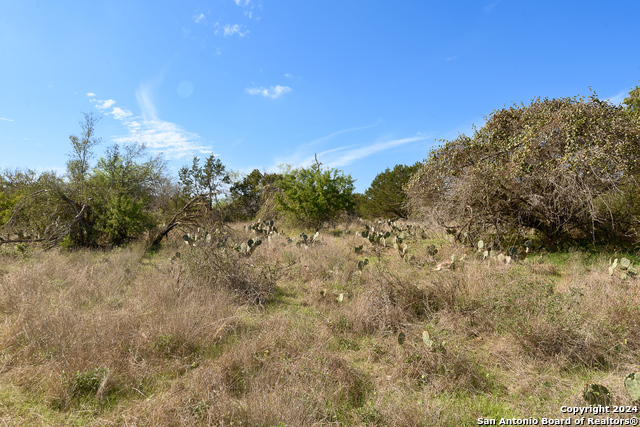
[1,1,639,192]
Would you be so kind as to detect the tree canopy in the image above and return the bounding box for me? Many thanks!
[275,165,355,230]
[359,163,418,219]
[405,94,640,247]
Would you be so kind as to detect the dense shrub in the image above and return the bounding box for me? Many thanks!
[405,94,640,246]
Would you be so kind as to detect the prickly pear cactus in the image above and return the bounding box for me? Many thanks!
[525,240,533,252]
[358,259,370,271]
[477,240,484,251]
[398,332,406,345]
[620,258,631,270]
[582,384,611,406]
[427,244,438,256]
[609,258,619,276]
[624,372,640,402]
[422,331,433,350]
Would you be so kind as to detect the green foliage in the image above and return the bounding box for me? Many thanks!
[228,169,281,220]
[68,367,108,397]
[623,85,640,118]
[359,163,419,219]
[179,155,231,221]
[1,115,169,247]
[275,165,355,230]
[95,193,155,245]
[406,93,640,246]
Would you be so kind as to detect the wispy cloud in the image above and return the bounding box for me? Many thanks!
[271,122,428,169]
[245,85,292,99]
[135,84,158,121]
[86,85,212,159]
[325,135,430,168]
[307,121,381,146]
[277,134,429,170]
[484,1,500,11]
[607,90,627,105]
[446,56,458,61]
[113,119,213,159]
[273,121,381,168]
[0,117,14,122]
[86,92,96,97]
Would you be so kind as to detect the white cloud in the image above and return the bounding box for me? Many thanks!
[89,84,213,159]
[96,99,116,110]
[607,91,627,105]
[222,24,248,37]
[194,13,205,23]
[113,119,212,159]
[111,107,132,120]
[446,56,458,61]
[234,0,250,5]
[0,117,14,122]
[245,85,292,99]
[86,92,96,97]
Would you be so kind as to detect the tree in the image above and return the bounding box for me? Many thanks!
[67,112,102,193]
[228,169,281,220]
[88,143,167,245]
[178,155,231,221]
[275,165,355,230]
[405,93,640,247]
[360,163,419,219]
[623,84,640,117]
[1,114,170,248]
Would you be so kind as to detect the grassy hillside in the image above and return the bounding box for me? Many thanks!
[1,222,639,426]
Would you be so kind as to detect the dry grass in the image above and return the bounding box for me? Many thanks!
[1,225,640,425]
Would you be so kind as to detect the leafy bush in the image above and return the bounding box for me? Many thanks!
[275,166,355,230]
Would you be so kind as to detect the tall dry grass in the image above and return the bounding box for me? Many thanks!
[1,226,640,425]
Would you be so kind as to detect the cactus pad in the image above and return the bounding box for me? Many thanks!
[624,372,640,402]
[398,332,406,345]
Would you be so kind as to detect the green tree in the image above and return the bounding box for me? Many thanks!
[623,84,640,117]
[1,114,169,248]
[228,169,281,220]
[179,155,231,221]
[360,163,419,219]
[405,93,640,246]
[275,165,355,230]
[88,143,167,245]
